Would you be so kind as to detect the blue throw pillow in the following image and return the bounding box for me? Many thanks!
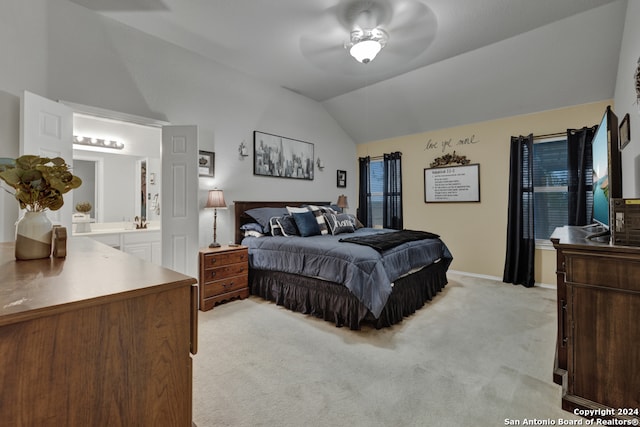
[292,211,321,237]
[325,213,355,235]
[269,217,284,236]
[277,214,299,236]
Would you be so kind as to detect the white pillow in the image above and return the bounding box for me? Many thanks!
[286,206,308,214]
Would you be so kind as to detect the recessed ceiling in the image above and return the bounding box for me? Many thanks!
[70,0,627,142]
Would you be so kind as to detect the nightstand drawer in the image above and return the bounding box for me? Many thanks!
[202,250,247,269]
[202,263,247,283]
[201,275,249,299]
[199,245,249,311]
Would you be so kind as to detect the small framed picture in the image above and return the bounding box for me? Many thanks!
[337,170,347,188]
[198,150,215,177]
[619,113,630,150]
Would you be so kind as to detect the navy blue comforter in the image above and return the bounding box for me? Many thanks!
[242,228,453,318]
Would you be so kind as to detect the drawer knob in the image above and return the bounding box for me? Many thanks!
[223,282,234,289]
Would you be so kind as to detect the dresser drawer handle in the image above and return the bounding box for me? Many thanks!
[223,282,234,289]
[210,272,216,278]
[210,258,217,264]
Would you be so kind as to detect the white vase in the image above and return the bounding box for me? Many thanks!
[15,211,52,260]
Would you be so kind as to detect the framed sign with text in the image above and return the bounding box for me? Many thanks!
[424,164,480,203]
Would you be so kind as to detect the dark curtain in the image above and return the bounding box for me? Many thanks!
[357,156,372,227]
[383,152,403,230]
[567,126,596,226]
[503,134,535,287]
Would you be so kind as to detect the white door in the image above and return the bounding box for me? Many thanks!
[161,125,198,278]
[21,91,74,230]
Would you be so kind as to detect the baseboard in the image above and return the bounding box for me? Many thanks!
[448,269,556,289]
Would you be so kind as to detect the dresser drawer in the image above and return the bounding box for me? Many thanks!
[201,263,247,283]
[201,275,249,299]
[202,250,247,269]
[565,252,640,292]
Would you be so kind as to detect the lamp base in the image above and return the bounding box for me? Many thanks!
[209,242,221,248]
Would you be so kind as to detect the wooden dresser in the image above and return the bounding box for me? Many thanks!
[551,226,640,422]
[199,245,249,311]
[0,238,198,427]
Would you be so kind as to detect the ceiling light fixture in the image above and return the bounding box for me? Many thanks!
[345,27,388,64]
[73,135,124,150]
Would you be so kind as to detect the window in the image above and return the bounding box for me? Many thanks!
[369,159,384,227]
[532,138,571,241]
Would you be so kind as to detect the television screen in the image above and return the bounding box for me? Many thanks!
[591,106,620,229]
[592,113,610,227]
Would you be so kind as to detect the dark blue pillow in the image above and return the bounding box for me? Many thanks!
[269,217,284,236]
[325,213,355,235]
[277,214,299,236]
[292,211,321,237]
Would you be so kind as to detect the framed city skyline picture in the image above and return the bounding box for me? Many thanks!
[253,131,314,180]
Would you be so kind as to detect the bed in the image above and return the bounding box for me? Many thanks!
[234,201,453,330]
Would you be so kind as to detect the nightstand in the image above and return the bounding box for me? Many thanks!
[199,245,249,311]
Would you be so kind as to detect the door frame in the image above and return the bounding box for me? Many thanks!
[59,100,198,276]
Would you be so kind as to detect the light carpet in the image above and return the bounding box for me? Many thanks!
[192,272,584,427]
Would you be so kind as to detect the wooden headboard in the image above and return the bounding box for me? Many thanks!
[234,201,331,244]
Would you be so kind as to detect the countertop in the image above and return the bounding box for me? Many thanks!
[72,221,160,236]
[0,237,194,324]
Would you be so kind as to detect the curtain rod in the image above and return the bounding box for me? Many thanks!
[364,153,402,160]
[533,131,566,140]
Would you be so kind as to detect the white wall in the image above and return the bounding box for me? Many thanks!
[0,0,356,245]
[614,0,640,198]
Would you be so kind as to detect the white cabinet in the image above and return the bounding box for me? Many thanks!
[84,230,161,265]
[88,233,121,249]
[123,231,161,264]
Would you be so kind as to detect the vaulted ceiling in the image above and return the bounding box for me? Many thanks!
[70,0,627,143]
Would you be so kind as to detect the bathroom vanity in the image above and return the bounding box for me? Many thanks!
[74,223,161,265]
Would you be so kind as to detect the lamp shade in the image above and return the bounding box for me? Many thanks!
[337,194,348,209]
[206,189,226,208]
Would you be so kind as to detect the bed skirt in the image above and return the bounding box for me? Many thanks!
[249,260,449,330]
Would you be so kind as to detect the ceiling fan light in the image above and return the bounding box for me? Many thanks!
[350,39,382,63]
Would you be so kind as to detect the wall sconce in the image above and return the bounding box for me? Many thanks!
[73,135,124,150]
[238,141,249,157]
[316,158,325,170]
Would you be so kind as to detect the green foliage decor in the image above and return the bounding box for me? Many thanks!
[0,155,82,212]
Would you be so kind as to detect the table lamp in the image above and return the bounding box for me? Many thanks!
[206,189,226,248]
[337,194,348,213]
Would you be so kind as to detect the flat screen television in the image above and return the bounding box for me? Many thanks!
[589,105,621,238]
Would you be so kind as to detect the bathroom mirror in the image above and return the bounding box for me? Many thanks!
[72,113,161,225]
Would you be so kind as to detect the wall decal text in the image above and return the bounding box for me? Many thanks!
[423,134,480,152]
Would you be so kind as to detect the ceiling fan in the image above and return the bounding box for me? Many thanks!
[300,0,437,72]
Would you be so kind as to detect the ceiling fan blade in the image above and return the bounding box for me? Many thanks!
[300,0,439,74]
[383,1,437,57]
[335,0,392,28]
